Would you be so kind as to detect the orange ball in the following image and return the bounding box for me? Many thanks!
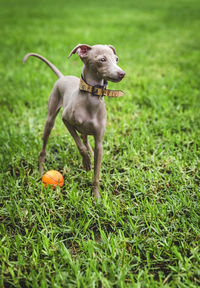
[42,170,64,188]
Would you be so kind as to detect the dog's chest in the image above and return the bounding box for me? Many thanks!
[62,96,107,135]
[74,104,107,135]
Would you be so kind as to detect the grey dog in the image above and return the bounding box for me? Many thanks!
[23,44,125,197]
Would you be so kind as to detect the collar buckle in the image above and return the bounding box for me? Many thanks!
[91,85,105,97]
[91,85,98,96]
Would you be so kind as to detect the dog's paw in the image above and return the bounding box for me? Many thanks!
[92,187,101,199]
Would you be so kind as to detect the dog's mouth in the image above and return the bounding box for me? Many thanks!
[105,76,125,83]
[104,72,125,83]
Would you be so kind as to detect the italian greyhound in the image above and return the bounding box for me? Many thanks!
[23,44,125,198]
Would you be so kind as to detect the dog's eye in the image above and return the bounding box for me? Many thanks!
[116,57,119,63]
[100,58,106,62]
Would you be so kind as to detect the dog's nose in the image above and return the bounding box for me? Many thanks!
[118,71,126,79]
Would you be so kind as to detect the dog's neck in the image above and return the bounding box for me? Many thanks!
[82,65,104,86]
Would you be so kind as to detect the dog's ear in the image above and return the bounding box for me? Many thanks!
[68,44,92,58]
[108,45,117,55]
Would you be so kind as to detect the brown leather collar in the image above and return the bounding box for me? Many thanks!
[79,75,124,98]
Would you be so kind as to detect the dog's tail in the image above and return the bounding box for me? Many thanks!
[23,53,63,78]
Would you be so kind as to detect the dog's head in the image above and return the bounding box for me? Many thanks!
[68,44,125,83]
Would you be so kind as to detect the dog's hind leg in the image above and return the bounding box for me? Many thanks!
[39,85,62,174]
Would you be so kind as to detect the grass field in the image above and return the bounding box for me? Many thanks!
[0,0,200,287]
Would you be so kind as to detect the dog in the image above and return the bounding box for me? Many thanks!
[23,44,125,197]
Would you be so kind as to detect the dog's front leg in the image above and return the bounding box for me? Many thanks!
[81,134,94,157]
[93,135,103,198]
[62,120,92,171]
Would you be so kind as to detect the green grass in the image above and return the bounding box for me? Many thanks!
[0,0,200,287]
